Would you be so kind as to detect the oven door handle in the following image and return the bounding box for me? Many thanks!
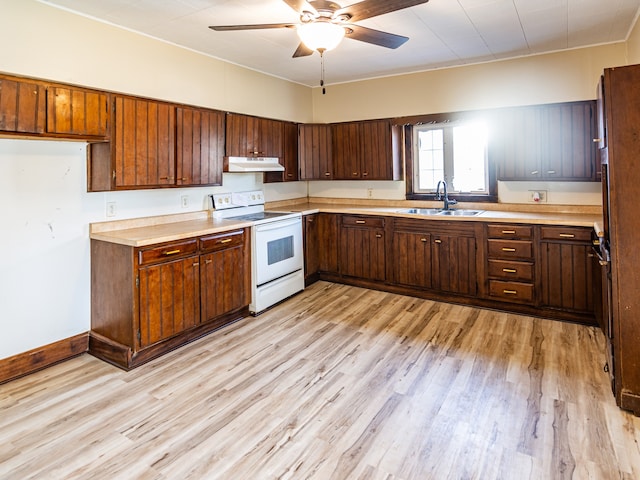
[254,216,301,232]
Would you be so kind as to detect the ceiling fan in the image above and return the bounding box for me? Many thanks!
[209,0,430,58]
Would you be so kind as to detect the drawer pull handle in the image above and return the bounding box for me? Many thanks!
[593,138,602,143]
[435,239,442,244]
[530,170,539,175]
[355,220,366,224]
[559,233,575,238]
[502,268,517,273]
[503,289,518,295]
[501,247,516,252]
[420,238,427,242]
[324,172,331,176]
[163,249,181,255]
[376,234,382,238]
[205,259,212,264]
[219,238,233,244]
[502,230,516,234]
[547,170,556,174]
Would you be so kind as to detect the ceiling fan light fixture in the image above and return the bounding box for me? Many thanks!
[297,20,345,52]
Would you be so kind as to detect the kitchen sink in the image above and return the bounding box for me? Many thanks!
[437,209,484,216]
[396,208,483,217]
[396,208,442,215]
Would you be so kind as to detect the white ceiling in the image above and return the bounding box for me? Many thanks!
[39,0,640,87]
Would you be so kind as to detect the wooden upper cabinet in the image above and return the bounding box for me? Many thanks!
[542,102,596,180]
[332,122,361,179]
[332,119,402,180]
[299,123,332,180]
[176,106,224,186]
[264,120,298,183]
[113,95,175,188]
[225,112,283,158]
[493,101,597,181]
[0,77,45,134]
[46,86,109,138]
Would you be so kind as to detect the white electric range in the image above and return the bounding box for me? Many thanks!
[210,190,304,314]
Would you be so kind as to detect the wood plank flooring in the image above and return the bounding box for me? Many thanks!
[2,281,640,479]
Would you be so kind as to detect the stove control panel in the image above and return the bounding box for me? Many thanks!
[211,190,264,210]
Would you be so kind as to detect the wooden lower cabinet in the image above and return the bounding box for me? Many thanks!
[90,228,250,370]
[391,219,478,296]
[538,226,594,319]
[139,256,200,347]
[339,215,386,281]
[303,214,320,285]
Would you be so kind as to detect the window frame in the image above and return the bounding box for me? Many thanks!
[399,111,498,203]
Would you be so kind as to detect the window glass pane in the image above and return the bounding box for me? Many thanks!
[452,122,488,193]
[417,129,444,191]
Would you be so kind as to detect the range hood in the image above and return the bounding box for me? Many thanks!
[225,156,284,172]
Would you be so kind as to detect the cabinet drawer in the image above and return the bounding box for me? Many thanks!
[138,239,198,265]
[487,224,532,239]
[487,259,534,281]
[200,230,245,253]
[342,215,385,228]
[540,226,591,242]
[487,239,533,260]
[489,280,534,303]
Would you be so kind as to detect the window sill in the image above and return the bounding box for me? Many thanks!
[407,193,498,203]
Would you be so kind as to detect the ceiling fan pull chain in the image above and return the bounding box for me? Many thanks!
[320,49,326,95]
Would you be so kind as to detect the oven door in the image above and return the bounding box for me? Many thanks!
[253,216,303,286]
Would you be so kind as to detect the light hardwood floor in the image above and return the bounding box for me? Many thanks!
[2,281,639,479]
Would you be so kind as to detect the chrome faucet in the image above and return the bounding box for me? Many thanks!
[436,180,457,210]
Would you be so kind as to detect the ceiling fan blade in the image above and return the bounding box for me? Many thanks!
[336,0,429,22]
[209,23,296,31]
[293,42,315,58]
[346,24,409,49]
[282,0,317,15]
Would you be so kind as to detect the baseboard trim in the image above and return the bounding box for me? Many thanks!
[0,333,89,384]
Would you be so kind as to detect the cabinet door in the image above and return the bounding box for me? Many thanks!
[332,122,361,179]
[138,256,200,347]
[318,213,339,274]
[303,214,320,284]
[495,107,543,180]
[299,123,332,180]
[542,102,596,180]
[176,106,224,186]
[46,86,109,137]
[200,242,248,322]
[225,113,283,158]
[539,241,594,314]
[360,120,395,180]
[432,234,477,295]
[265,121,297,183]
[114,96,175,188]
[340,220,385,281]
[0,78,45,134]
[392,230,433,288]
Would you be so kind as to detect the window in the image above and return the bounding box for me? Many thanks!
[412,120,489,196]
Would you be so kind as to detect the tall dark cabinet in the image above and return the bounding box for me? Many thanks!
[599,64,640,415]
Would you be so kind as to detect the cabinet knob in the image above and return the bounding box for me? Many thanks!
[324,172,331,176]
[434,239,442,244]
[530,170,539,175]
[547,170,556,175]
[420,238,427,242]
[593,138,602,143]
[375,234,382,238]
[363,172,368,176]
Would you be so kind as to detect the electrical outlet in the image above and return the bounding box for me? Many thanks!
[367,188,373,198]
[106,201,116,217]
[528,190,547,203]
[181,195,189,208]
